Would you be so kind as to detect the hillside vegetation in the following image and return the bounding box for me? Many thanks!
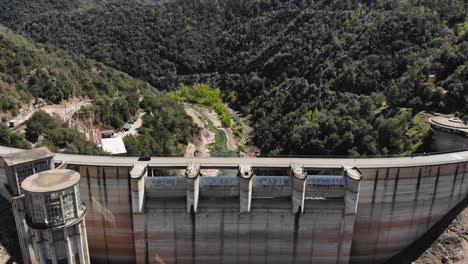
[0,25,196,155]
[26,110,104,154]
[1,0,467,155]
[169,83,232,127]
[0,25,151,114]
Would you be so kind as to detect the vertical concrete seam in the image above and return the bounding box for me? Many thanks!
[427,165,441,229]
[457,162,467,201]
[448,164,459,208]
[190,206,196,264]
[292,206,301,264]
[410,167,423,238]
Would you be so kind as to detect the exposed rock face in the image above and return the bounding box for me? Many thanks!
[414,205,468,264]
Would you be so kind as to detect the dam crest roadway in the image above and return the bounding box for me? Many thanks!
[1,145,468,264]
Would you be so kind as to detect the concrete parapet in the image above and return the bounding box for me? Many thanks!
[290,163,307,213]
[238,165,253,213]
[185,163,200,213]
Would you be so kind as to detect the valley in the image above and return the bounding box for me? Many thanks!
[0,1,466,263]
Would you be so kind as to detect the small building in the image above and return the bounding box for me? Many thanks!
[101,136,127,155]
[433,87,448,97]
[100,130,116,139]
[123,123,132,131]
[427,74,436,84]
[8,119,18,128]
[0,147,55,197]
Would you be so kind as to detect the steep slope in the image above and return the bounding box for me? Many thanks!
[415,206,468,264]
[0,25,196,155]
[0,24,152,114]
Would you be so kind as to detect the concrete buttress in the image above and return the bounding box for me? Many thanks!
[239,165,253,213]
[291,163,307,213]
[186,163,200,213]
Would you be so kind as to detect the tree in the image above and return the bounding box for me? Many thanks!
[25,110,59,142]
[0,123,31,148]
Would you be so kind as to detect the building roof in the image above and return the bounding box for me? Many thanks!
[123,123,132,130]
[100,130,115,135]
[0,147,54,167]
[429,116,468,134]
[101,137,127,155]
[21,169,80,193]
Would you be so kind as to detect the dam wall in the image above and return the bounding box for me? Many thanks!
[131,171,358,264]
[66,164,136,263]
[64,159,468,264]
[352,163,468,263]
[1,146,467,263]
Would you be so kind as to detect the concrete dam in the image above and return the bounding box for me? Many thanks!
[1,146,468,264]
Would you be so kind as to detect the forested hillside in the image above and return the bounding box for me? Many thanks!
[0,24,155,115]
[0,25,196,154]
[1,0,467,155]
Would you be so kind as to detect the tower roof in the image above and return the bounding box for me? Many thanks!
[21,169,80,193]
[0,147,54,167]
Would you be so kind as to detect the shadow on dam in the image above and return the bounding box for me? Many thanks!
[0,195,22,264]
[386,196,468,263]
[1,192,467,264]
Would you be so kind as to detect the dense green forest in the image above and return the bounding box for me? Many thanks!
[0,25,196,155]
[0,25,153,115]
[124,89,197,156]
[0,123,30,148]
[0,0,467,155]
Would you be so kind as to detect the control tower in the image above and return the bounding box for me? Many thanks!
[429,116,468,151]
[21,169,90,264]
[0,147,54,264]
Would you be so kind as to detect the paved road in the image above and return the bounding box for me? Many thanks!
[1,146,468,169]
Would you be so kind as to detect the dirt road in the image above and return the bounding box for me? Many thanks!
[41,99,92,120]
[9,99,92,133]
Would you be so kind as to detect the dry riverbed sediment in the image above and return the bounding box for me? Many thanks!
[184,105,216,158]
[413,204,468,264]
